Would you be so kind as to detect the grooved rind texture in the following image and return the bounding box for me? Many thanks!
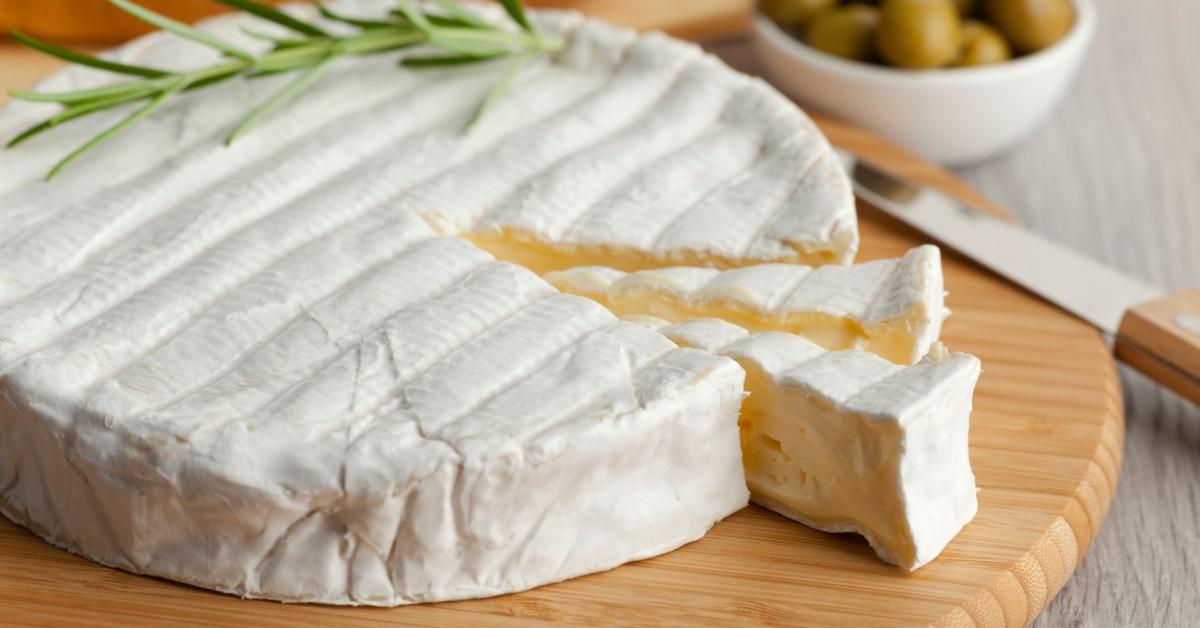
[0,7,1120,625]
[0,111,1122,628]
[0,1,856,270]
[1,2,793,604]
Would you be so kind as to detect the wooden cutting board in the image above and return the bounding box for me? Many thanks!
[0,0,751,43]
[0,6,1121,625]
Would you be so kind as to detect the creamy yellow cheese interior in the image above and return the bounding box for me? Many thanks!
[466,229,920,359]
[466,227,841,275]
[470,225,937,568]
[547,281,926,365]
[733,360,916,567]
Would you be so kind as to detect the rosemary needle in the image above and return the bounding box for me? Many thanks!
[6,0,563,180]
[466,52,532,130]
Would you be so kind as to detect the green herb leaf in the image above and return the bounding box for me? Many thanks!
[252,44,332,72]
[109,0,253,60]
[49,91,152,125]
[227,52,336,144]
[215,0,328,37]
[6,119,54,149]
[315,3,396,30]
[239,26,309,48]
[388,8,482,29]
[426,33,508,58]
[393,0,434,32]
[47,77,190,180]
[10,80,159,105]
[340,30,425,55]
[429,0,490,29]
[9,0,554,178]
[184,65,246,90]
[402,51,506,67]
[243,67,294,80]
[467,52,530,130]
[498,0,534,33]
[10,31,168,78]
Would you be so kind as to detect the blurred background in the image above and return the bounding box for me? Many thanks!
[0,1,1196,626]
[0,0,269,42]
[0,0,745,42]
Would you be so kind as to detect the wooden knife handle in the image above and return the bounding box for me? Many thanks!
[1115,289,1200,404]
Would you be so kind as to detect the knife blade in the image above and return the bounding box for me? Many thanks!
[836,148,1200,404]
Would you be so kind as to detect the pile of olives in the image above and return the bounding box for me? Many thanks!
[761,0,1075,69]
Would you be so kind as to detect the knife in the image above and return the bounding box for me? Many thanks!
[836,149,1200,405]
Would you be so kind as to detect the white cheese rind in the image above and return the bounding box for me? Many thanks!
[0,0,862,603]
[0,248,749,605]
[0,1,857,269]
[647,319,979,570]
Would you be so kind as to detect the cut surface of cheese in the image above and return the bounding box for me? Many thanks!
[643,318,980,570]
[547,245,945,364]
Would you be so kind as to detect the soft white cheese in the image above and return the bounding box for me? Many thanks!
[0,0,867,605]
[641,318,980,570]
[0,234,749,605]
[546,246,947,364]
[0,1,857,274]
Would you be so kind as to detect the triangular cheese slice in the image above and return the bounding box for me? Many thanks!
[547,246,945,364]
[639,318,979,570]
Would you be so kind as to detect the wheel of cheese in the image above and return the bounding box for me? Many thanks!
[0,1,859,605]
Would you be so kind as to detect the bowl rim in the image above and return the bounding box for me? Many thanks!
[751,0,1097,85]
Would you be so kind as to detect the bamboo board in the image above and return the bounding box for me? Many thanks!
[0,27,1122,628]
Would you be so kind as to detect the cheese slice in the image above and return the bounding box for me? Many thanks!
[546,245,945,364]
[641,318,980,570]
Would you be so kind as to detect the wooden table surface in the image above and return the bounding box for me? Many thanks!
[0,0,1195,625]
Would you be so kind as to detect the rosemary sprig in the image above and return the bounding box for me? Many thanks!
[6,0,561,179]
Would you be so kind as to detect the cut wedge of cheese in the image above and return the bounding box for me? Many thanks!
[639,318,980,570]
[547,245,945,364]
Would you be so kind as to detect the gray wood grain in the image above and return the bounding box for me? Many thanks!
[958,2,1200,626]
[712,0,1199,623]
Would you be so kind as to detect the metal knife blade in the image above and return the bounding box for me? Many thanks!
[835,148,1164,337]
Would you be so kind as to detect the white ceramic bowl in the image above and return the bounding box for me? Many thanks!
[750,0,1096,165]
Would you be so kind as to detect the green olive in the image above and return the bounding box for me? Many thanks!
[984,0,1074,53]
[953,19,1012,66]
[760,0,839,32]
[805,5,882,62]
[875,0,963,69]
